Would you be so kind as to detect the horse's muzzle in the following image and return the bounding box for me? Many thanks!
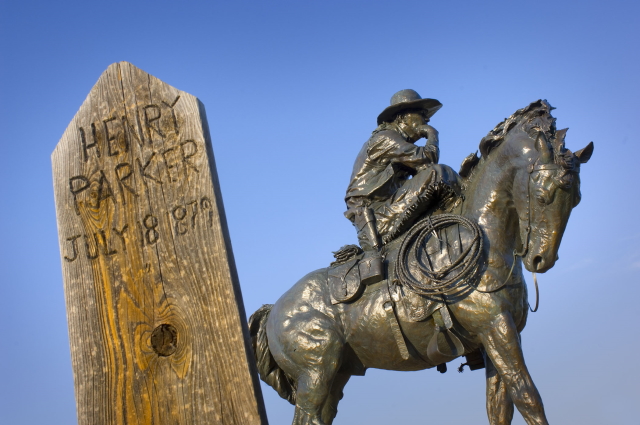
[527,253,554,273]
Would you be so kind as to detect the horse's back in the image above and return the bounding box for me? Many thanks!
[270,268,333,320]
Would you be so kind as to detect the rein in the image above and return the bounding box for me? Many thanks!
[396,159,564,311]
[485,155,577,309]
[478,160,552,311]
[520,160,566,312]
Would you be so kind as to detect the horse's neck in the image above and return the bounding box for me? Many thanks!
[461,147,519,256]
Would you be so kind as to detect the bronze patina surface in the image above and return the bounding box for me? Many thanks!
[250,95,593,425]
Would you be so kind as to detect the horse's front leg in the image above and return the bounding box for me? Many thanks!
[485,352,514,425]
[481,312,548,425]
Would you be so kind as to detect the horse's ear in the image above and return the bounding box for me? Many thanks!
[535,132,553,164]
[574,141,594,164]
[553,128,568,152]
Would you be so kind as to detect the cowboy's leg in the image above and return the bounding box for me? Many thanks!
[375,164,460,242]
[481,312,548,425]
[485,353,515,425]
[345,198,379,251]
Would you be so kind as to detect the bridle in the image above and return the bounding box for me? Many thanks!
[480,159,571,312]
[395,151,576,312]
[516,161,570,257]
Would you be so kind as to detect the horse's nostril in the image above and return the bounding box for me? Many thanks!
[533,255,543,270]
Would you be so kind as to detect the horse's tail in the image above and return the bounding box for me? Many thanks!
[248,304,297,405]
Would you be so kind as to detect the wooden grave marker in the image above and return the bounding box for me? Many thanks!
[52,62,267,424]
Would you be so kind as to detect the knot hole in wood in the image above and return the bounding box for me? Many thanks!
[151,324,178,356]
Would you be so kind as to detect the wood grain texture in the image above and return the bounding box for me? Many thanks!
[52,62,267,425]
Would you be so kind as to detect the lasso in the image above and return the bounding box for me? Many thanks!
[395,214,483,296]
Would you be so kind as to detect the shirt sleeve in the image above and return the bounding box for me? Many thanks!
[367,131,435,170]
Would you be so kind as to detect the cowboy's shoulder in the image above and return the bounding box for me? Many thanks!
[367,127,406,148]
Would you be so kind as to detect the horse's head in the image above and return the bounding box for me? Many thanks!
[509,103,594,273]
[460,100,593,274]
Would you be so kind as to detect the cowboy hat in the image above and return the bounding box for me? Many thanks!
[377,89,442,125]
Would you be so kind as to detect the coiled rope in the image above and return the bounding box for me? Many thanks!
[395,214,482,296]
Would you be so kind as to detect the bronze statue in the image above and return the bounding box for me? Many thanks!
[344,90,458,284]
[249,96,593,425]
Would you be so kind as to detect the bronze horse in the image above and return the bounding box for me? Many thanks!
[250,100,593,425]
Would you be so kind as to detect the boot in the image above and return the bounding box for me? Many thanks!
[354,208,385,285]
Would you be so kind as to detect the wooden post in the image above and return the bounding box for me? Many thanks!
[52,62,267,424]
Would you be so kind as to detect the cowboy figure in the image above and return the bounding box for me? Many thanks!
[344,89,460,273]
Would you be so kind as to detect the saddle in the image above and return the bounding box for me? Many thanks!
[329,211,485,370]
[328,210,473,310]
[328,245,384,304]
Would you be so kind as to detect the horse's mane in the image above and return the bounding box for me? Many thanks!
[459,99,576,186]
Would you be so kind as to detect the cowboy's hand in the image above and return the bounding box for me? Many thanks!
[421,124,439,143]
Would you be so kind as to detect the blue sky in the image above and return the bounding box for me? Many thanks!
[1,1,638,424]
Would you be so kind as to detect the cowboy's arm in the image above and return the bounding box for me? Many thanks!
[369,132,437,170]
[421,124,439,164]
